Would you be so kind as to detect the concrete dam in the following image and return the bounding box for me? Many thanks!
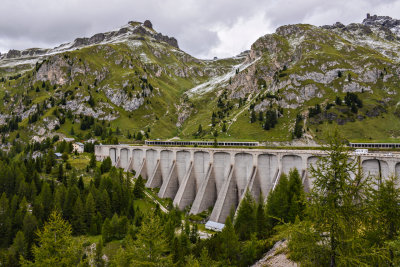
[95,145,400,224]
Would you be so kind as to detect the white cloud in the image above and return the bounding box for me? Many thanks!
[204,12,273,59]
[1,0,400,58]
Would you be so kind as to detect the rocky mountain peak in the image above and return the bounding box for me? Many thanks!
[143,20,153,29]
[362,13,400,28]
[68,19,179,49]
[0,19,179,64]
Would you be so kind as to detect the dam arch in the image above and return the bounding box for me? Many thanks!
[282,154,303,175]
[213,152,232,194]
[362,159,389,182]
[120,148,129,170]
[193,151,210,191]
[145,149,158,180]
[257,154,278,196]
[132,149,144,174]
[109,148,116,165]
[234,153,253,199]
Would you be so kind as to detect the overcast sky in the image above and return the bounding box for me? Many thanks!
[1,0,400,59]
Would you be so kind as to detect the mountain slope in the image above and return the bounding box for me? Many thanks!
[179,14,400,143]
[0,20,242,145]
[1,15,400,146]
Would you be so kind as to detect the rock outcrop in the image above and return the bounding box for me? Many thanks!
[6,49,21,59]
[143,20,153,29]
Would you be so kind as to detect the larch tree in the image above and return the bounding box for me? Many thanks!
[291,129,370,267]
[21,211,82,266]
[127,215,172,266]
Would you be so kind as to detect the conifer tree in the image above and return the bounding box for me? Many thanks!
[63,185,79,220]
[77,176,84,191]
[287,168,305,222]
[71,196,86,235]
[89,153,96,169]
[22,213,38,250]
[57,164,63,182]
[220,216,239,265]
[28,180,37,202]
[136,131,143,141]
[127,215,172,266]
[234,191,256,240]
[102,218,112,242]
[199,248,214,266]
[294,129,369,266]
[40,182,53,220]
[255,194,268,239]
[197,124,202,135]
[21,211,82,266]
[366,175,400,265]
[133,175,145,199]
[85,193,96,234]
[266,173,289,228]
[0,193,12,247]
[94,169,101,188]
[100,157,112,174]
[189,223,199,244]
[53,185,66,212]
[258,111,264,121]
[99,189,111,219]
[239,233,259,266]
[250,110,257,123]
[10,230,28,262]
[45,149,55,174]
[222,123,227,132]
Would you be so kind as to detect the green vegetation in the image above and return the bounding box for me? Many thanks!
[1,113,400,266]
[284,130,400,266]
[0,130,307,266]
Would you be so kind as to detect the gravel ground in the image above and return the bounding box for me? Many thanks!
[252,240,297,267]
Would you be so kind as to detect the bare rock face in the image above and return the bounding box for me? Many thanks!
[343,82,361,93]
[89,33,105,44]
[143,20,153,29]
[118,27,128,35]
[34,55,69,85]
[345,23,373,35]
[21,48,48,57]
[103,86,145,112]
[6,49,21,59]
[175,99,192,127]
[72,37,90,48]
[154,33,179,49]
[132,26,148,35]
[290,70,341,85]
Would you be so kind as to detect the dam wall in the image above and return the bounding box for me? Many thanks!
[95,145,400,223]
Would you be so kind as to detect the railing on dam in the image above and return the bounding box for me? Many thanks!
[350,142,400,149]
[145,140,259,147]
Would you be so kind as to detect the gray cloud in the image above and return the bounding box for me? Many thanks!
[1,0,400,59]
